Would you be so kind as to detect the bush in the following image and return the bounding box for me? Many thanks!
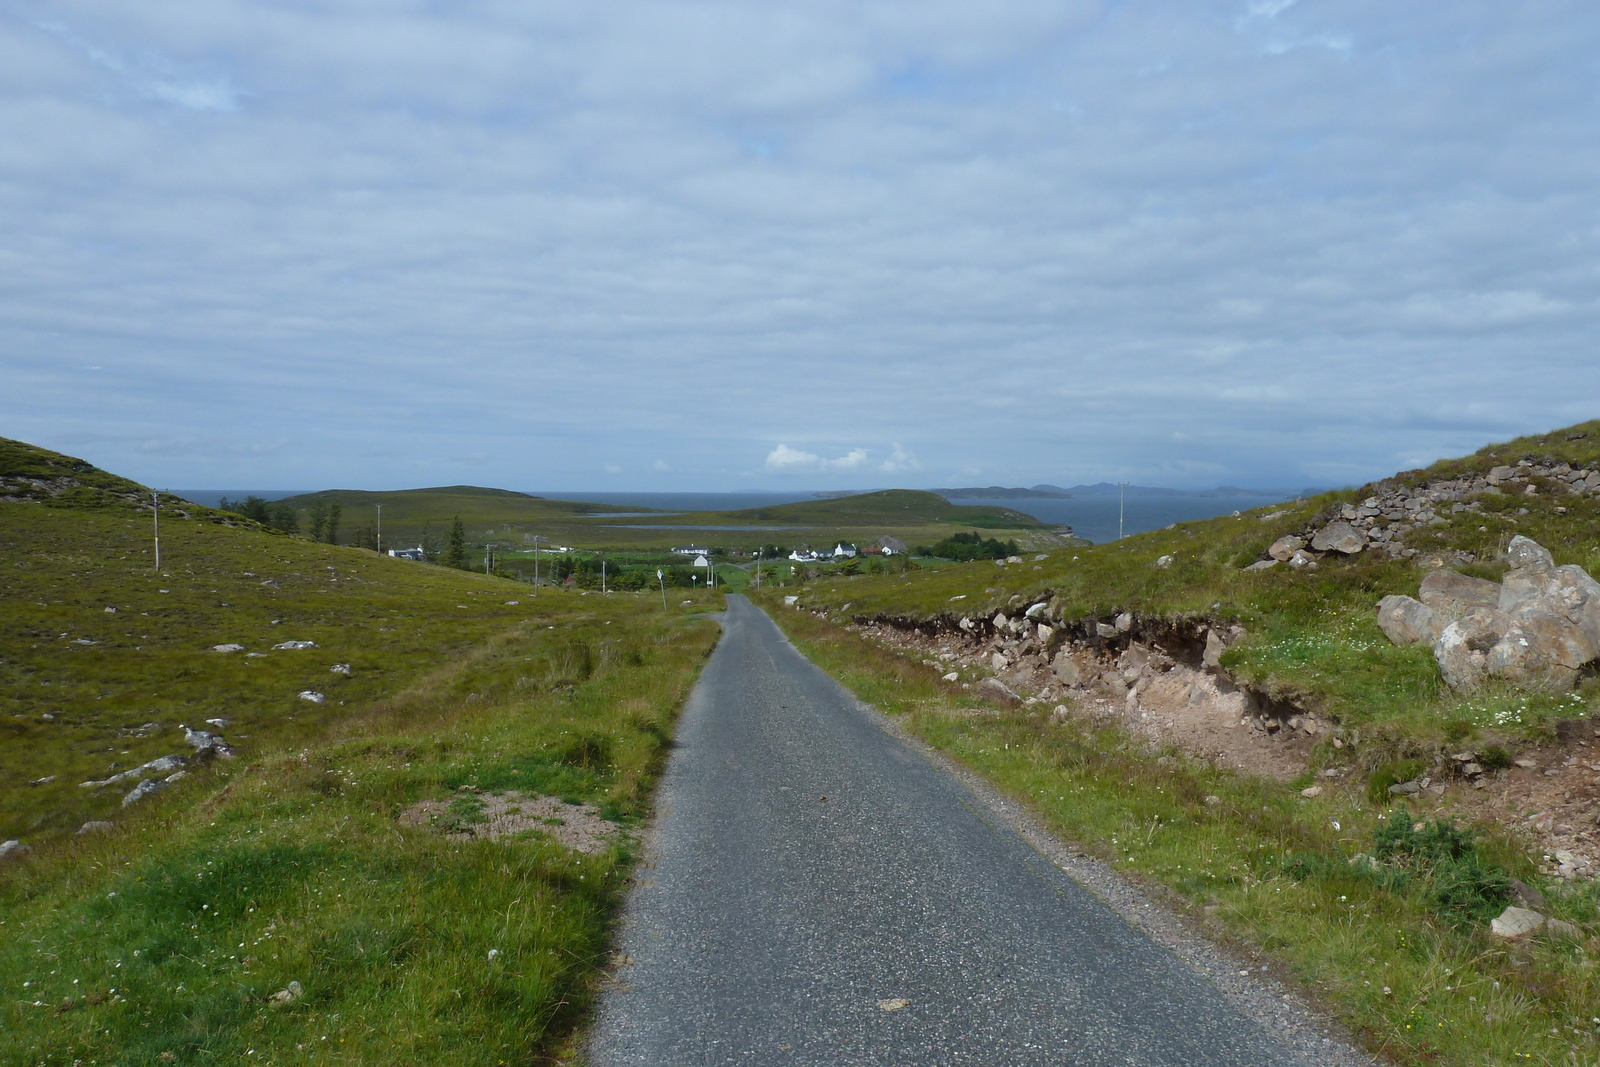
[1367,759,1427,802]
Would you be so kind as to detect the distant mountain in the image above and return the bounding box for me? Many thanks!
[1058,482,1309,499]
[934,486,1073,499]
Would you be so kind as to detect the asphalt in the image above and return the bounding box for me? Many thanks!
[590,595,1322,1066]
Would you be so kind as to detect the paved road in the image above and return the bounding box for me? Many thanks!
[591,595,1314,1066]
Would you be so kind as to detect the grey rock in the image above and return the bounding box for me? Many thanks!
[1508,877,1547,910]
[121,778,170,807]
[1419,569,1501,621]
[1490,906,1545,939]
[1114,612,1133,633]
[1376,595,1442,646]
[1095,622,1117,639]
[1023,602,1049,619]
[1435,607,1510,689]
[1310,521,1366,555]
[1287,549,1319,569]
[80,753,188,790]
[1505,534,1554,570]
[0,839,30,862]
[211,643,245,653]
[1203,629,1227,669]
[1268,535,1306,562]
[1052,650,1086,686]
[1488,465,1515,484]
[974,677,1022,707]
[1243,559,1280,571]
[1388,779,1421,795]
[76,821,115,835]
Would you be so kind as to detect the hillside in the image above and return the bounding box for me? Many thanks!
[656,488,1047,528]
[751,419,1600,1066]
[0,440,724,1063]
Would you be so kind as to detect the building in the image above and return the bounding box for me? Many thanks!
[386,546,426,561]
[878,536,907,556]
[672,545,711,556]
[833,543,857,558]
[692,554,711,568]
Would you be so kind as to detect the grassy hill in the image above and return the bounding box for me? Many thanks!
[751,419,1600,1066]
[275,485,1067,555]
[0,438,724,1064]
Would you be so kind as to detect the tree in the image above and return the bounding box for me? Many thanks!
[267,501,299,535]
[325,503,341,544]
[220,495,271,524]
[307,499,330,541]
[442,516,467,569]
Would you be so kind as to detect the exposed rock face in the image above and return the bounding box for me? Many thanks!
[1419,569,1500,620]
[1310,521,1366,555]
[1376,595,1442,647]
[1379,537,1600,691]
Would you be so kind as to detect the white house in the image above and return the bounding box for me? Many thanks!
[788,547,817,562]
[833,543,857,558]
[692,554,711,568]
[387,546,426,561]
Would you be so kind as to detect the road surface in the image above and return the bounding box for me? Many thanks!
[591,595,1325,1066]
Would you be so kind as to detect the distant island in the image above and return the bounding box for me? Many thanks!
[934,486,1074,499]
[936,483,1319,501]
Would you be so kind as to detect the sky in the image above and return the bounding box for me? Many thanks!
[4,1,1600,492]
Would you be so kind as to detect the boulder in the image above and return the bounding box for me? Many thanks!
[1115,612,1133,633]
[1024,602,1049,619]
[1095,622,1117,639]
[1376,595,1442,646]
[1268,535,1306,562]
[1310,521,1366,555]
[1434,607,1510,689]
[0,839,30,862]
[121,778,170,807]
[1203,629,1226,670]
[974,677,1021,707]
[1490,906,1545,939]
[1288,550,1319,569]
[1505,534,1554,570]
[1243,559,1280,571]
[1419,570,1500,621]
[76,821,115,835]
[1037,624,1055,644]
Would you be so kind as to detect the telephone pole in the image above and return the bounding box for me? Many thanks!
[375,503,384,555]
[152,491,161,570]
[1118,482,1130,540]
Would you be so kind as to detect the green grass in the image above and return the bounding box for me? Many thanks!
[762,602,1600,1066]
[1,447,728,1064]
[2,598,719,1065]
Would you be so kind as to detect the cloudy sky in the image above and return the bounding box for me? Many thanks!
[4,1,1599,492]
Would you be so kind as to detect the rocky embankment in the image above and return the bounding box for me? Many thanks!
[838,605,1327,782]
[1245,458,1600,571]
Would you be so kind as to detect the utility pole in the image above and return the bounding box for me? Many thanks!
[657,568,667,610]
[375,503,384,555]
[152,490,161,570]
[530,535,545,594]
[1118,482,1130,540]
[601,558,607,595]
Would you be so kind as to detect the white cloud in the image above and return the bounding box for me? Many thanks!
[604,463,622,473]
[35,20,242,112]
[764,444,868,473]
[879,443,920,475]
